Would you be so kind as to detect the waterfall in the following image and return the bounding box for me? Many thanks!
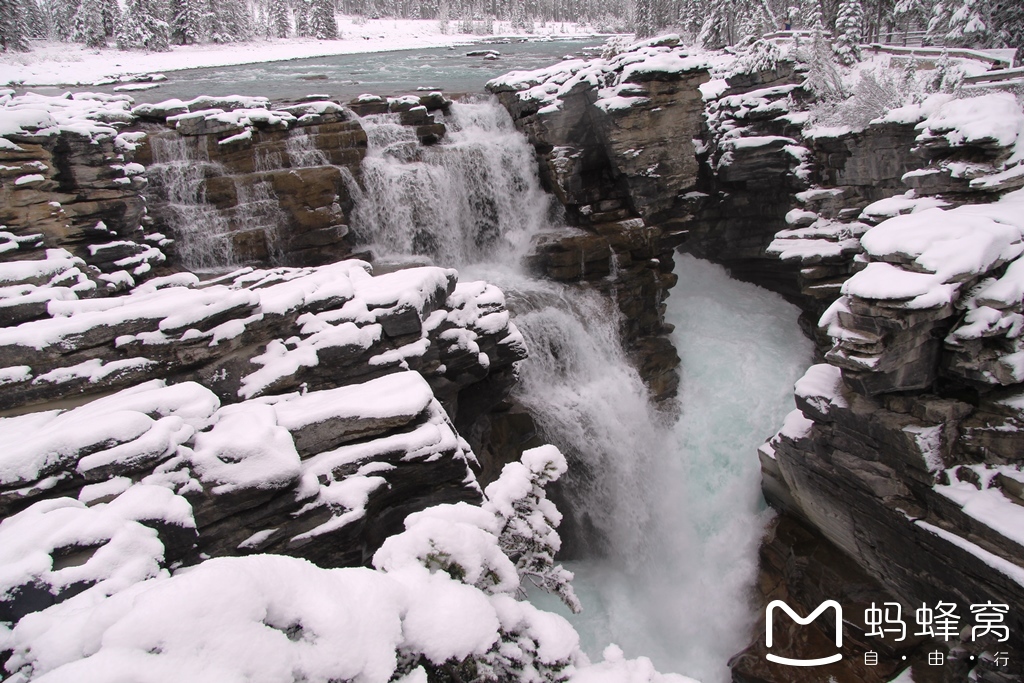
[353,98,812,683]
[352,101,557,266]
[524,255,812,683]
[285,130,330,167]
[146,136,236,270]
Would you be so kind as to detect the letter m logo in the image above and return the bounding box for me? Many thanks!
[765,599,843,667]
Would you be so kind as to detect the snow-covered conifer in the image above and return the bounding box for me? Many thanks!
[72,0,106,46]
[24,0,48,38]
[634,0,655,38]
[101,0,118,34]
[116,0,170,50]
[834,0,864,64]
[0,0,29,50]
[944,0,994,47]
[483,446,581,615]
[804,22,847,100]
[206,0,252,43]
[49,0,78,40]
[292,0,309,36]
[699,0,730,49]
[308,0,335,38]
[269,0,289,37]
[169,0,202,43]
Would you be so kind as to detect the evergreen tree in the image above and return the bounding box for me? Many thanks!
[992,0,1022,64]
[309,0,336,38]
[943,0,994,47]
[699,7,730,48]
[206,0,252,42]
[269,0,289,37]
[804,21,847,99]
[293,0,309,35]
[893,0,931,29]
[100,0,118,34]
[0,0,29,50]
[116,0,170,50]
[634,0,655,37]
[49,0,79,40]
[803,0,824,31]
[834,0,864,64]
[169,0,202,43]
[24,0,48,38]
[73,0,106,45]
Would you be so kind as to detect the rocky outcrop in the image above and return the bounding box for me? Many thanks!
[487,37,711,401]
[0,91,535,648]
[0,92,167,295]
[728,89,1024,682]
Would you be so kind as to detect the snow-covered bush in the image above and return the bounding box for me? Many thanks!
[810,69,904,129]
[601,34,633,59]
[799,27,848,102]
[484,444,582,614]
[0,446,593,683]
[732,38,783,76]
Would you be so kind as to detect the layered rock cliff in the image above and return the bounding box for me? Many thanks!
[490,42,1024,683]
[485,36,711,402]
[0,90,530,643]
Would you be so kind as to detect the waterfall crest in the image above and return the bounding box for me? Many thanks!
[352,101,557,267]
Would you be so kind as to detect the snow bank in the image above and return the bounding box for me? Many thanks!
[1,444,691,683]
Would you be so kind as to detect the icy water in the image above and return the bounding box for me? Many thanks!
[520,255,813,683]
[154,93,810,681]
[349,100,814,683]
[82,38,602,104]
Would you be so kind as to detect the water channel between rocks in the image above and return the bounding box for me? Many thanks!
[155,92,813,683]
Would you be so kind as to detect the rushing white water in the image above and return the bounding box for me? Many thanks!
[352,101,556,266]
[150,95,811,682]
[522,254,813,683]
[146,136,236,270]
[353,99,813,682]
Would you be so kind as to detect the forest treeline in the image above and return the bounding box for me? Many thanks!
[0,0,1021,66]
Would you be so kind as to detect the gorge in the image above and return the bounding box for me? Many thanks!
[2,34,1024,683]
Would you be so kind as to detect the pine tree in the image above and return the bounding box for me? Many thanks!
[269,0,289,37]
[24,0,48,38]
[804,21,847,99]
[50,0,79,40]
[834,0,864,64]
[893,0,930,30]
[698,0,733,47]
[100,0,118,34]
[206,0,252,43]
[0,0,29,50]
[169,0,202,43]
[803,0,824,31]
[634,0,655,37]
[116,0,170,50]
[73,0,106,45]
[992,0,1022,64]
[293,0,309,35]
[943,0,994,47]
[309,0,335,38]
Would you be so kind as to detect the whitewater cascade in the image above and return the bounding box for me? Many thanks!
[146,136,236,270]
[352,101,554,266]
[157,98,813,683]
[352,99,814,683]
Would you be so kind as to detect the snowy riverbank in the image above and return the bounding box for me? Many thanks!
[0,18,611,87]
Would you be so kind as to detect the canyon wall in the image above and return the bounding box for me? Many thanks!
[0,91,530,637]
[490,45,1024,683]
